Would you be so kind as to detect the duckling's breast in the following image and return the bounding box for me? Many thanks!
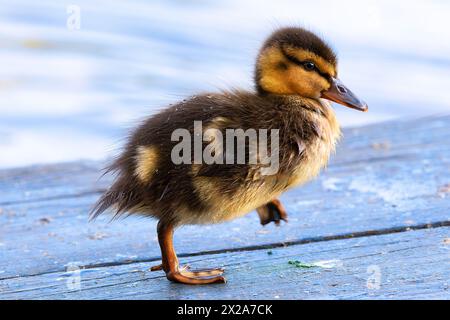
[284,99,341,188]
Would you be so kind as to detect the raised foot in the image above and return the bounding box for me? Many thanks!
[257,199,288,226]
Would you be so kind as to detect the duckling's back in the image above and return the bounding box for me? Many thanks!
[90,91,340,226]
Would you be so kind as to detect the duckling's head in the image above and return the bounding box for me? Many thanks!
[255,27,367,111]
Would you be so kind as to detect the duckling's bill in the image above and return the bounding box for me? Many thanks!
[321,77,368,112]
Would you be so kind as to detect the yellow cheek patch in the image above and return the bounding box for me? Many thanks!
[134,145,158,183]
[258,47,296,94]
[287,67,330,98]
[283,46,336,77]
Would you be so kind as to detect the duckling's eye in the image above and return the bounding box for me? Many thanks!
[303,62,315,71]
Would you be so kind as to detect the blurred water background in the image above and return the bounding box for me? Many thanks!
[0,0,449,168]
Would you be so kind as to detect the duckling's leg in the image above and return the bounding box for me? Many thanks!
[256,199,288,226]
[154,220,226,285]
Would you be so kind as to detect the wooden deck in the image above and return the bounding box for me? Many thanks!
[1,116,449,300]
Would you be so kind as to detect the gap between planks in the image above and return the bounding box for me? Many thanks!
[1,220,448,282]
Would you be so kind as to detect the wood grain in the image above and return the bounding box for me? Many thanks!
[1,116,449,299]
[1,227,448,299]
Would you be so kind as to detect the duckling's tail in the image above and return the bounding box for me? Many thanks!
[89,189,116,221]
[89,174,141,221]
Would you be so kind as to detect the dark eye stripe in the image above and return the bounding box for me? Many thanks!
[280,46,332,83]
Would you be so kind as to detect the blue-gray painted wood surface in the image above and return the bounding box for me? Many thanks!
[0,116,449,299]
[1,227,448,300]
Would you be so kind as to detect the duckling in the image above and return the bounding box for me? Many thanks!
[90,27,367,285]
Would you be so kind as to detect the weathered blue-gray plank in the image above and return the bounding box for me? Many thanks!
[1,117,449,279]
[0,116,449,299]
[1,227,448,300]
